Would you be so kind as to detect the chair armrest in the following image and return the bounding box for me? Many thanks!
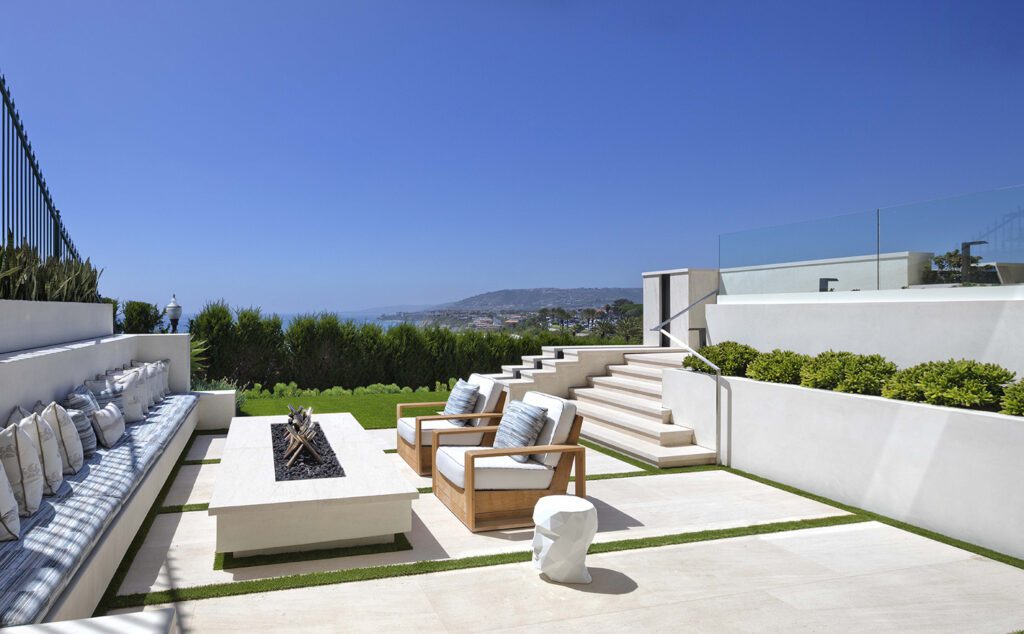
[430,426,500,456]
[465,444,583,460]
[416,412,503,423]
[396,401,447,418]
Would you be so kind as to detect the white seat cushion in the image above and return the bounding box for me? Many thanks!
[435,446,554,490]
[522,391,578,467]
[396,417,484,446]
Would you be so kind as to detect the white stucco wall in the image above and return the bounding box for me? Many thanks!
[707,286,1024,377]
[641,268,718,347]
[0,299,113,354]
[0,333,191,412]
[719,251,932,295]
[663,370,1024,560]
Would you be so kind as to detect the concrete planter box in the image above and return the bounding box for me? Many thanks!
[0,299,113,354]
[195,390,237,430]
[664,369,1024,559]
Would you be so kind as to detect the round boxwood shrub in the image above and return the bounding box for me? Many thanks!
[682,341,760,376]
[746,349,811,384]
[1001,381,1024,416]
[882,359,1015,410]
[799,350,897,396]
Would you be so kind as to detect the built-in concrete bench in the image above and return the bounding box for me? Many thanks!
[0,329,205,627]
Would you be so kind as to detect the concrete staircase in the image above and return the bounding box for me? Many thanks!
[569,352,717,468]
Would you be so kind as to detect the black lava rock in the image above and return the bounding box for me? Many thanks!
[272,422,345,482]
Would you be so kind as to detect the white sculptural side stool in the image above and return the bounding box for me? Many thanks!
[532,495,598,584]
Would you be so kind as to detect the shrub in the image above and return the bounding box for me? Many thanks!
[1001,381,1024,416]
[882,359,1015,410]
[682,341,760,376]
[799,351,897,396]
[123,300,166,334]
[0,236,102,302]
[746,349,811,384]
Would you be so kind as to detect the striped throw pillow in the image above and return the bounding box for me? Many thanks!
[6,406,30,426]
[85,379,126,418]
[66,408,97,458]
[493,401,548,463]
[442,380,480,427]
[64,385,100,419]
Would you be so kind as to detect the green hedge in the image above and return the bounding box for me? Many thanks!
[1001,381,1024,416]
[746,349,810,384]
[799,351,897,396]
[882,359,1015,410]
[188,301,627,389]
[682,341,760,376]
[1,237,101,302]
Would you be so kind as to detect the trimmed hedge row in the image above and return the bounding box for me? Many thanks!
[683,341,1023,416]
[188,302,628,390]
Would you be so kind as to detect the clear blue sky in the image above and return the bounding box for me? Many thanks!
[2,1,1022,313]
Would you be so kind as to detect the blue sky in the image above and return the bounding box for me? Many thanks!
[2,1,1022,313]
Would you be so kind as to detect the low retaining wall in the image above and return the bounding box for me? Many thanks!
[664,369,1024,559]
[195,390,236,430]
[0,299,113,354]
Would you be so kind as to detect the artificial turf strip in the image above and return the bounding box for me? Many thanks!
[94,431,201,616]
[213,533,413,570]
[383,449,397,454]
[103,514,867,609]
[182,458,221,465]
[194,428,230,435]
[726,467,1024,572]
[417,486,433,494]
[158,503,209,514]
[573,464,721,483]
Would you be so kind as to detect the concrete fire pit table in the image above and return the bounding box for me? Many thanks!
[209,413,418,556]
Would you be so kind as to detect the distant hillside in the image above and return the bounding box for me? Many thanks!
[439,288,642,311]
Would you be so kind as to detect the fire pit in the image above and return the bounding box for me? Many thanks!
[209,413,419,557]
[272,406,344,481]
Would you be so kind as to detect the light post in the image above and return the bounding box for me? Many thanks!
[165,295,182,334]
[961,241,988,284]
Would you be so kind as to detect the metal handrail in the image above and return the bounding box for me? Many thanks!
[658,327,724,467]
[650,288,719,332]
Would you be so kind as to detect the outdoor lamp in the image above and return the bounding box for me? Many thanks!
[961,241,988,284]
[166,295,182,334]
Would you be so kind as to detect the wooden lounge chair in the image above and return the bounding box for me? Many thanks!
[431,391,586,532]
[395,373,507,476]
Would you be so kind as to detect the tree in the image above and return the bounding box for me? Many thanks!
[923,249,996,284]
[123,301,166,334]
[615,315,642,343]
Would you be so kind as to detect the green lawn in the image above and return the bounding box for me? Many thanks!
[239,391,447,429]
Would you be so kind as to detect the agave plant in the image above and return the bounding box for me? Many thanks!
[0,232,101,302]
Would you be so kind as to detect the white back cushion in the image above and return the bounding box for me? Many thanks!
[522,391,577,467]
[0,465,19,540]
[18,414,63,495]
[467,373,503,426]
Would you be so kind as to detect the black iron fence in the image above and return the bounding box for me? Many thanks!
[1,72,79,260]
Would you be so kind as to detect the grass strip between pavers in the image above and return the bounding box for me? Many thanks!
[182,458,221,466]
[382,448,397,454]
[726,467,1024,571]
[103,514,867,609]
[213,533,413,570]
[158,503,210,514]
[194,428,230,435]
[578,438,658,472]
[417,486,433,494]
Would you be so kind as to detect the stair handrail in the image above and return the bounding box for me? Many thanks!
[650,288,719,333]
[656,327,724,467]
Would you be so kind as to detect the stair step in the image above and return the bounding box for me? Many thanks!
[575,401,693,446]
[623,352,688,369]
[569,387,672,422]
[589,375,662,400]
[581,424,717,468]
[607,363,664,382]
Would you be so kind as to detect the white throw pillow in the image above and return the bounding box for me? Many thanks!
[109,370,146,423]
[0,424,44,516]
[158,359,171,396]
[0,465,19,540]
[91,403,125,448]
[18,414,64,495]
[6,406,30,426]
[40,402,85,474]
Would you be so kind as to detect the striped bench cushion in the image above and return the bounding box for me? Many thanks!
[0,393,198,626]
